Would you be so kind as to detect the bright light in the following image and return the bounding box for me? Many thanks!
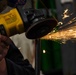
[43,50,46,53]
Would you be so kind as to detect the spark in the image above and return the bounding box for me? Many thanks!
[62,9,73,20]
[41,9,76,43]
[41,25,76,41]
[43,50,46,53]
[62,9,70,19]
[58,22,63,26]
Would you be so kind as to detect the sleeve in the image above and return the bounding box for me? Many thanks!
[5,41,35,75]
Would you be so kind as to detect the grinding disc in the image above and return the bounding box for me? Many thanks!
[26,18,57,39]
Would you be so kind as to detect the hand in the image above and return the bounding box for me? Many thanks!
[0,35,10,61]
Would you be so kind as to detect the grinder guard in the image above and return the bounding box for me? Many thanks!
[17,7,57,39]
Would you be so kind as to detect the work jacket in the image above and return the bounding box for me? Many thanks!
[5,42,35,75]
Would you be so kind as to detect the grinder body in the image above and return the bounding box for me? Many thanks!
[0,7,57,39]
[0,8,25,36]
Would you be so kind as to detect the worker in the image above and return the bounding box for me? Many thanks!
[0,34,35,75]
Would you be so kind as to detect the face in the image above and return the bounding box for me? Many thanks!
[0,0,7,12]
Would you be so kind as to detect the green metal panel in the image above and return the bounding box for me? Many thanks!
[40,40,54,72]
[40,40,62,73]
[52,41,62,70]
[36,0,57,17]
[35,0,62,74]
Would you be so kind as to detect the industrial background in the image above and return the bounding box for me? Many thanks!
[2,0,76,75]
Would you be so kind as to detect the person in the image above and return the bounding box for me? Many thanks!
[0,34,35,75]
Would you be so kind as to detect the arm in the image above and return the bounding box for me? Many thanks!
[6,40,35,75]
[0,35,35,75]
